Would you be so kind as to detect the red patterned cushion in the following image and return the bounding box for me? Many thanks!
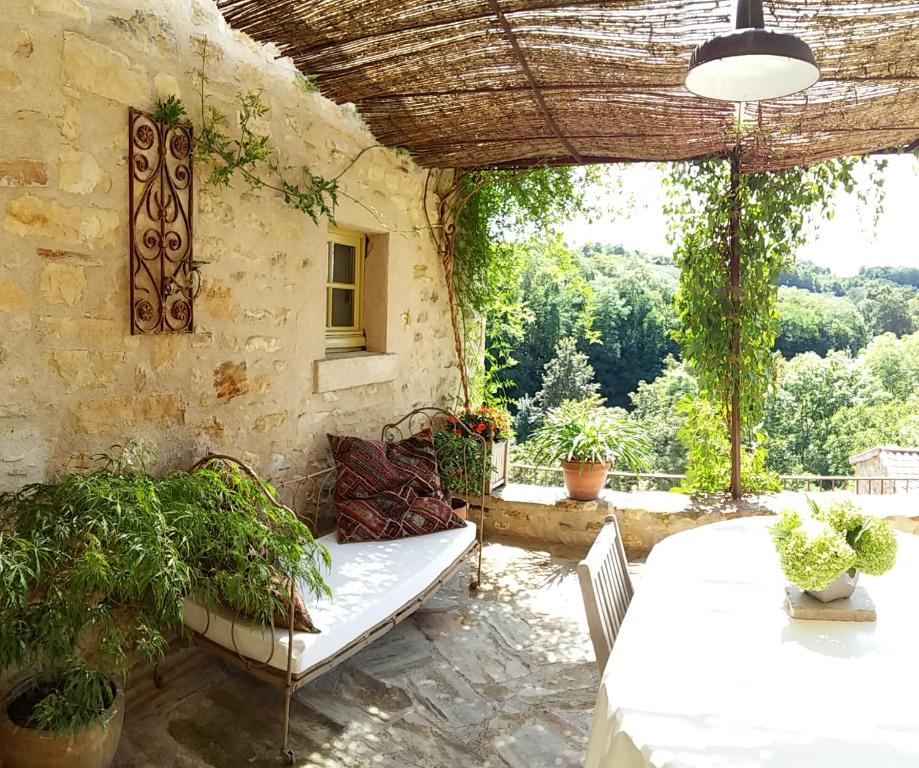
[328,430,466,543]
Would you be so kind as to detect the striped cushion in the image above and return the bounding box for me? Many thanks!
[328,430,466,543]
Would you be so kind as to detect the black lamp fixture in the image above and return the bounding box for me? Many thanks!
[685,0,819,102]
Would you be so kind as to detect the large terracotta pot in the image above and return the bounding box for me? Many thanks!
[562,460,611,501]
[0,677,124,768]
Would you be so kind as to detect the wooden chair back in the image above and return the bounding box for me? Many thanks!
[577,514,633,674]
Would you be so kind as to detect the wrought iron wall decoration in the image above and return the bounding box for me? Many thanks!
[129,107,195,334]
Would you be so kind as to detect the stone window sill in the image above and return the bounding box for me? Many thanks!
[314,352,399,393]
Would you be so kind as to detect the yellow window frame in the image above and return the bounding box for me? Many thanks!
[325,226,366,351]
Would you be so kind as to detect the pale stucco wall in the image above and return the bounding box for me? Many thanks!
[0,0,458,489]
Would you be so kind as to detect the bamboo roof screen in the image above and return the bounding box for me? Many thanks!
[217,1,919,172]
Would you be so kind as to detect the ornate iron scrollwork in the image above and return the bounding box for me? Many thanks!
[129,108,194,334]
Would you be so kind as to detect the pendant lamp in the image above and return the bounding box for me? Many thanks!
[685,0,819,102]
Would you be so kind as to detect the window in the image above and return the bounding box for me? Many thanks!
[325,227,366,351]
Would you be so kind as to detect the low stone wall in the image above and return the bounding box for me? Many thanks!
[470,485,919,560]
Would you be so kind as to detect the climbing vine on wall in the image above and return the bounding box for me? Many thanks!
[665,152,886,492]
[154,40,380,225]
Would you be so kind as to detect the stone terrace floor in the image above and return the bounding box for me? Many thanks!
[114,539,634,768]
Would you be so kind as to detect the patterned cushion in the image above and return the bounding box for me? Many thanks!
[273,587,319,633]
[328,430,467,543]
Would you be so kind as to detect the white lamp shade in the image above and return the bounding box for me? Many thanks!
[686,28,820,102]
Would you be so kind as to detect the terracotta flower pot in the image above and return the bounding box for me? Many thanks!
[450,497,469,520]
[562,460,611,501]
[0,677,125,768]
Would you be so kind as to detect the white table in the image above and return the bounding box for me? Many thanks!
[584,517,919,768]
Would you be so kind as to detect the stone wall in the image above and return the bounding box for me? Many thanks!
[475,485,919,559]
[0,0,458,489]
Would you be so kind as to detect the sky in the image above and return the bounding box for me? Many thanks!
[562,155,919,277]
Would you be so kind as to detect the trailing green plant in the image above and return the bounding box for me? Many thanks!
[527,396,652,468]
[153,39,380,225]
[0,448,330,732]
[433,430,486,497]
[770,499,898,591]
[664,152,886,493]
[676,395,780,493]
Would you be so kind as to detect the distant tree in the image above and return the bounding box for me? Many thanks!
[514,337,600,440]
[763,351,884,475]
[779,259,841,294]
[580,263,679,408]
[502,238,596,401]
[629,357,697,473]
[862,331,919,399]
[824,397,919,474]
[846,279,917,337]
[775,287,868,358]
[858,266,919,291]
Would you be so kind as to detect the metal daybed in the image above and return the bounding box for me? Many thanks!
[182,407,488,764]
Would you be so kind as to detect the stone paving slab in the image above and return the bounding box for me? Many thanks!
[112,540,601,768]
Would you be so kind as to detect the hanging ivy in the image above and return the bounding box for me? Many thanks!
[427,166,601,407]
[665,152,886,492]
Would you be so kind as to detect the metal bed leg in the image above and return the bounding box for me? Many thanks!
[281,576,296,765]
[281,684,294,765]
[469,489,486,593]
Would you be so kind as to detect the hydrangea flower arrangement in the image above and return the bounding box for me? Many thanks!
[771,500,898,592]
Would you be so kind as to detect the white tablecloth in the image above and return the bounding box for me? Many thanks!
[584,517,919,768]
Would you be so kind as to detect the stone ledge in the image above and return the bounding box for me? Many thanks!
[475,484,919,560]
[313,352,399,393]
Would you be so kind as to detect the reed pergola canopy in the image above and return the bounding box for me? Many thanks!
[216,0,919,171]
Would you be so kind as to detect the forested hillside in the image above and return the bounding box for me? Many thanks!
[505,242,919,476]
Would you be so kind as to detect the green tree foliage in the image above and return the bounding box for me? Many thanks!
[667,157,875,438]
[665,155,884,492]
[858,266,919,290]
[629,357,697,473]
[677,396,780,492]
[846,278,918,338]
[778,259,841,294]
[449,167,599,404]
[500,238,597,402]
[515,337,600,440]
[762,351,884,475]
[776,287,868,358]
[579,252,679,408]
[863,332,919,398]
[824,398,919,474]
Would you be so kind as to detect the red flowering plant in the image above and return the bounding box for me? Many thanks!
[453,405,512,442]
[435,405,512,495]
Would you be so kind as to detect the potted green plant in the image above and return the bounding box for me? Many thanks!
[771,499,898,602]
[528,397,652,501]
[0,449,330,768]
[456,405,512,491]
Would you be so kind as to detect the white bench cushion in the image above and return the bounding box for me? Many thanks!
[183,522,476,676]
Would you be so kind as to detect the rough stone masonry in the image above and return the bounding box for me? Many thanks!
[0,0,459,490]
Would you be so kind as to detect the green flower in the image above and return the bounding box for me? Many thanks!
[771,499,899,589]
[854,519,898,576]
[776,525,857,592]
[813,500,862,534]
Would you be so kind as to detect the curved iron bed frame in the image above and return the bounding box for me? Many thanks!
[183,407,489,764]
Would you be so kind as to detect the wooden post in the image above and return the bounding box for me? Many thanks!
[728,151,742,500]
